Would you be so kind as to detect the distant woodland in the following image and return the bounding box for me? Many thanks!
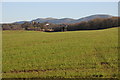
[2,17,120,32]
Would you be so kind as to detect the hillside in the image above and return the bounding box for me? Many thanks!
[3,15,119,31]
[15,14,112,24]
[2,27,118,78]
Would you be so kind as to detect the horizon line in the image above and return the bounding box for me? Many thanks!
[1,14,118,24]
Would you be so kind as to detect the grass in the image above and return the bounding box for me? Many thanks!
[2,27,118,78]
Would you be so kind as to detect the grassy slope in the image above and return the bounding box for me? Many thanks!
[2,27,118,78]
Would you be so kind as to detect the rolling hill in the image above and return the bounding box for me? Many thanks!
[15,14,112,24]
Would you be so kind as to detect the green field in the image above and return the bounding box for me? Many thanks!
[2,27,118,78]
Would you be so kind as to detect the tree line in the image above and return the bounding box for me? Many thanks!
[2,17,120,32]
[66,17,119,31]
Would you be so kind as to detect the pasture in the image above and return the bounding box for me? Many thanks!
[2,27,118,78]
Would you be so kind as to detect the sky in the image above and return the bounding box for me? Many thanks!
[2,2,118,23]
[1,0,120,2]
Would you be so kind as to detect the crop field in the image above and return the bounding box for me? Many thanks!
[2,27,119,78]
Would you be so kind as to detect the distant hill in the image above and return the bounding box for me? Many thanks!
[15,21,28,24]
[15,14,113,24]
[71,14,112,23]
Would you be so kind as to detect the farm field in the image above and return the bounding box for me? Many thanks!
[2,27,119,78]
